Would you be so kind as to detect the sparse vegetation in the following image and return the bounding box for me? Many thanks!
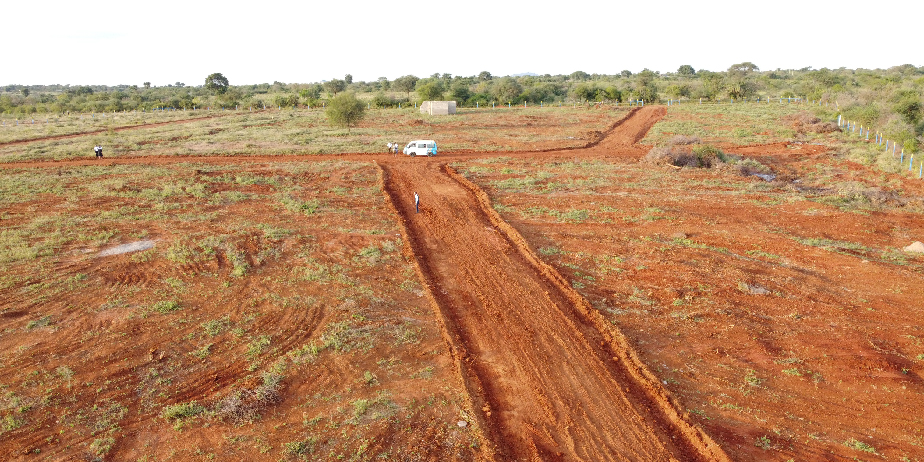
[162,401,206,421]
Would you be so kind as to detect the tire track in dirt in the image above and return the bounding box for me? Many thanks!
[0,112,237,147]
[376,106,729,462]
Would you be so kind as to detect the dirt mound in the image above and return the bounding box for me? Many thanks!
[783,111,840,134]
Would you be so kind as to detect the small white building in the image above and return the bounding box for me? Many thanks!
[420,101,457,115]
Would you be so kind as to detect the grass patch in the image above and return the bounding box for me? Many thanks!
[162,401,206,421]
[845,438,877,454]
[26,315,52,330]
[152,300,181,314]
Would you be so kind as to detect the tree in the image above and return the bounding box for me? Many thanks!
[620,70,632,78]
[726,80,755,99]
[274,94,300,108]
[728,62,759,74]
[478,71,492,82]
[143,82,151,89]
[416,78,445,101]
[677,65,696,76]
[344,74,353,84]
[392,75,419,98]
[604,86,622,102]
[492,77,523,103]
[325,92,366,133]
[894,97,922,125]
[570,71,590,81]
[450,82,471,104]
[205,73,229,95]
[634,69,659,103]
[696,70,723,100]
[377,77,390,90]
[665,84,690,98]
[572,83,598,101]
[21,88,29,97]
[299,86,321,100]
[323,79,346,97]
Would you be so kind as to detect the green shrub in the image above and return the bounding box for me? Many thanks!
[162,401,205,420]
[153,300,181,314]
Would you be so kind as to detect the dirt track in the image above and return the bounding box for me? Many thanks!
[378,106,726,461]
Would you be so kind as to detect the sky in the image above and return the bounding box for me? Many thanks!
[3,0,921,87]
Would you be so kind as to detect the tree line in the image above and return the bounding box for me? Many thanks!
[2,64,922,151]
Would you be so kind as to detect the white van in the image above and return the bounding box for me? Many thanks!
[403,140,438,157]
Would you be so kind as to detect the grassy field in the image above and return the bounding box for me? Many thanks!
[0,106,625,163]
[643,101,923,183]
[0,110,208,144]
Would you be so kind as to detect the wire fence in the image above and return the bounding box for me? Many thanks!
[835,113,921,179]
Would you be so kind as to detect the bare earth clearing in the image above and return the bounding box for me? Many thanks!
[1,105,923,461]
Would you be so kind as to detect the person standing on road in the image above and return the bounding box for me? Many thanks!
[414,192,419,213]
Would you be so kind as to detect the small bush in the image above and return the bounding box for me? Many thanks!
[845,438,877,454]
[214,378,281,424]
[89,437,115,456]
[26,315,52,330]
[668,135,701,145]
[152,300,181,314]
[371,93,397,108]
[784,112,840,134]
[162,401,205,420]
[283,438,316,459]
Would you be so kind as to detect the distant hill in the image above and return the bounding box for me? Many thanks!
[510,72,539,77]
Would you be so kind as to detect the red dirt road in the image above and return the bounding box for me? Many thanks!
[378,107,727,461]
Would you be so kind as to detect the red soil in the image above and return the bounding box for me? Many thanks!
[3,106,922,461]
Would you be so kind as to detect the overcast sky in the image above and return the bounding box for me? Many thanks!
[3,0,921,87]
